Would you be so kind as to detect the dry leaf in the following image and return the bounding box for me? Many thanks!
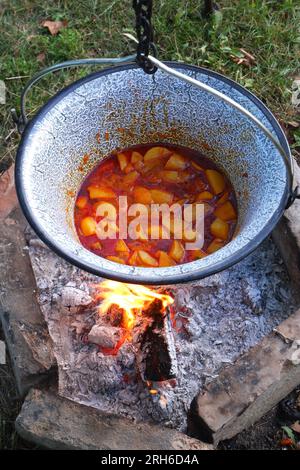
[0,164,18,220]
[42,20,68,36]
[27,34,37,42]
[287,121,300,128]
[291,421,300,434]
[230,48,256,67]
[37,52,46,63]
[240,48,256,64]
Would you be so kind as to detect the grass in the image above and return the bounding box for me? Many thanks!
[0,1,299,448]
[0,0,299,171]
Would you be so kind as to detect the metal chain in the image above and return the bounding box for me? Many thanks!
[286,185,300,209]
[133,0,157,74]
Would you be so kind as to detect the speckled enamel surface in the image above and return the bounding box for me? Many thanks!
[16,63,291,284]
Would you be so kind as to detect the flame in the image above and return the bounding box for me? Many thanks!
[94,280,174,330]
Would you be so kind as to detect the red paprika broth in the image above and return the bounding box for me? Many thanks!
[74,144,238,267]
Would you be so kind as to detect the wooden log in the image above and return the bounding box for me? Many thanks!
[133,299,178,382]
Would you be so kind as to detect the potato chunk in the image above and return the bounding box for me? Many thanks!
[128,251,140,266]
[106,255,125,264]
[87,186,116,199]
[159,170,180,183]
[196,191,213,201]
[123,171,139,185]
[131,151,143,164]
[169,215,182,237]
[210,218,229,240]
[144,146,171,162]
[157,251,176,267]
[165,153,186,170]
[115,239,130,252]
[206,169,226,194]
[117,152,129,171]
[137,250,159,267]
[133,186,153,204]
[189,249,207,261]
[183,226,197,242]
[207,239,224,254]
[90,241,102,251]
[169,240,185,262]
[214,201,236,221]
[76,195,88,209]
[80,216,97,236]
[124,163,134,174]
[150,189,173,204]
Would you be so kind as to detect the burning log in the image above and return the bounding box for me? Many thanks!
[107,304,124,327]
[133,299,178,382]
[94,281,176,379]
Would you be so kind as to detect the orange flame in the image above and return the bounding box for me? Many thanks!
[95,280,174,330]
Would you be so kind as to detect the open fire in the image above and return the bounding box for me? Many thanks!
[26,225,298,432]
[95,280,174,329]
[92,281,177,382]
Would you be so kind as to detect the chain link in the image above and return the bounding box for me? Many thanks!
[286,185,300,209]
[133,0,157,74]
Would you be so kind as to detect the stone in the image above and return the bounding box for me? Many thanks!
[193,308,300,445]
[16,388,212,450]
[272,158,300,288]
[88,324,123,349]
[0,165,18,220]
[0,207,55,396]
[19,322,55,370]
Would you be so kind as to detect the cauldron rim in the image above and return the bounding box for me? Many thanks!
[15,61,292,285]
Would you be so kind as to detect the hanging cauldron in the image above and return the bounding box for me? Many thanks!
[14,8,297,285]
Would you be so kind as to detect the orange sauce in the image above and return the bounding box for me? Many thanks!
[74,144,237,267]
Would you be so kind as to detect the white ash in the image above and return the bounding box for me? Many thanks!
[88,324,124,349]
[26,228,300,432]
[58,285,93,314]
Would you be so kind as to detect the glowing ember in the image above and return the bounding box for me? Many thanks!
[94,280,174,331]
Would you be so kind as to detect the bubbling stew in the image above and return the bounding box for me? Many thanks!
[74,144,238,267]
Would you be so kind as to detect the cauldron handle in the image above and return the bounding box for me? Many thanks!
[146,55,299,209]
[11,55,136,134]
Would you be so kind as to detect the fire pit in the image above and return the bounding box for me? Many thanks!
[25,225,299,433]
[6,1,300,449]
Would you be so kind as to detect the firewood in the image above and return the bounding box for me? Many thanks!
[133,299,178,382]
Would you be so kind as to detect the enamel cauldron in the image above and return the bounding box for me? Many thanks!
[15,62,292,284]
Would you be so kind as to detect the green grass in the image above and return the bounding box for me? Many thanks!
[0,0,299,171]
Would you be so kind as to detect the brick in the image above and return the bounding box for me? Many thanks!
[0,207,55,396]
[193,308,300,444]
[272,158,300,288]
[16,388,213,450]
